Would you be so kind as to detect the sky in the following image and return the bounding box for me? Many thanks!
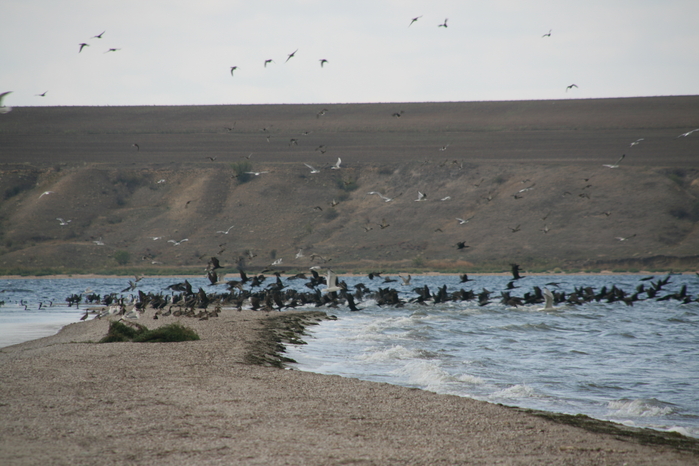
[2,0,698,108]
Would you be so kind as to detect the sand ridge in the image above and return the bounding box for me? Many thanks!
[1,308,697,465]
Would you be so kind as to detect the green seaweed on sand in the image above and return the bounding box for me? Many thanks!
[100,321,199,343]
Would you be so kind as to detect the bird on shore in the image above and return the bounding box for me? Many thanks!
[92,31,105,39]
[264,59,274,67]
[39,191,55,198]
[78,43,89,53]
[0,91,12,113]
[285,49,298,62]
[415,191,427,201]
[230,66,237,76]
[676,128,699,139]
[438,18,448,28]
[630,138,644,147]
[304,163,320,174]
[319,59,328,67]
[566,84,578,92]
[56,218,71,225]
[331,158,342,169]
[409,16,422,26]
[603,154,625,168]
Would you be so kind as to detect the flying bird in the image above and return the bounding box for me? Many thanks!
[331,158,342,170]
[35,91,48,97]
[439,144,450,151]
[245,171,269,176]
[39,191,55,198]
[132,143,140,151]
[542,29,551,37]
[438,18,448,28]
[168,239,189,246]
[456,242,469,250]
[321,269,342,294]
[409,16,422,26]
[78,43,89,53]
[509,224,521,233]
[304,163,320,174]
[676,129,699,139]
[317,109,328,118]
[319,59,328,67]
[285,49,298,62]
[216,225,234,234]
[264,59,274,67]
[630,138,644,147]
[538,288,557,311]
[92,31,105,39]
[566,84,578,92]
[230,66,237,76]
[104,48,121,53]
[0,91,12,113]
[456,216,474,225]
[56,218,71,225]
[415,191,427,201]
[368,191,392,202]
[603,154,625,168]
[615,234,636,241]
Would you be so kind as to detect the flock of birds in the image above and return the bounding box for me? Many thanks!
[67,264,699,321]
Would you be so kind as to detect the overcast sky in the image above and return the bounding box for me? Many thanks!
[2,0,698,108]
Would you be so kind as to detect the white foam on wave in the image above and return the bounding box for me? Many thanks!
[491,384,541,400]
[391,360,454,391]
[607,398,676,417]
[457,373,486,385]
[358,345,421,362]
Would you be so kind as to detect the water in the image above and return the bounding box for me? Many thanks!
[1,274,698,438]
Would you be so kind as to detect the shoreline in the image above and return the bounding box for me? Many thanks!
[1,270,690,280]
[1,308,697,465]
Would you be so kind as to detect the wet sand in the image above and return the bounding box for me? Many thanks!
[1,308,697,465]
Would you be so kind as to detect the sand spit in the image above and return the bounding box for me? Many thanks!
[1,308,698,465]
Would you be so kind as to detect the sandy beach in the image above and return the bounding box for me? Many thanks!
[1,308,697,465]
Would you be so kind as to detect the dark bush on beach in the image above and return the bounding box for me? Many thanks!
[100,321,199,343]
[100,321,146,342]
[133,323,200,343]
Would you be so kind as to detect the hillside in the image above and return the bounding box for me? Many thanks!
[1,96,699,275]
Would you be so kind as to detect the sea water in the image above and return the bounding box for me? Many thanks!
[1,274,698,438]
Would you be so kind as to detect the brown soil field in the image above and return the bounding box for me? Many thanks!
[1,96,699,274]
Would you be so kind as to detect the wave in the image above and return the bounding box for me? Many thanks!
[607,398,677,417]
